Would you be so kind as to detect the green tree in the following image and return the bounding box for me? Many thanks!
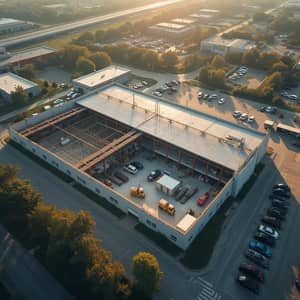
[224,52,243,65]
[11,86,28,106]
[89,52,112,70]
[16,64,36,80]
[211,55,225,68]
[76,31,94,44]
[272,61,288,73]
[61,45,90,70]
[143,50,160,71]
[161,51,178,71]
[44,80,49,88]
[76,56,96,75]
[199,67,209,83]
[132,252,163,296]
[242,48,260,66]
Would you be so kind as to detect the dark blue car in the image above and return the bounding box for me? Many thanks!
[249,240,272,258]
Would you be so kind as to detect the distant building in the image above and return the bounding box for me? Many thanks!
[72,65,131,94]
[171,18,196,25]
[0,72,39,102]
[0,18,34,35]
[199,9,220,15]
[200,36,256,56]
[148,22,195,39]
[285,0,300,7]
[0,46,57,72]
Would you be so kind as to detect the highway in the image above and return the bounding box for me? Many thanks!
[0,0,182,48]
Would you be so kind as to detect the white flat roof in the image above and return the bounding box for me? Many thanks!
[156,22,186,29]
[199,9,220,14]
[176,214,197,232]
[0,46,56,67]
[0,72,37,94]
[77,85,265,171]
[156,174,181,190]
[190,14,213,19]
[171,18,195,24]
[0,18,23,26]
[73,65,130,88]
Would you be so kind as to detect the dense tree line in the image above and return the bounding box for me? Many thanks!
[0,164,162,299]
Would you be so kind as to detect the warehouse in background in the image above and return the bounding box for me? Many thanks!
[72,65,131,94]
[0,18,35,35]
[0,72,39,102]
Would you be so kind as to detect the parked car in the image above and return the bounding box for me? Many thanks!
[240,113,248,121]
[53,98,64,105]
[271,199,288,212]
[258,224,279,240]
[273,183,290,193]
[262,215,281,229]
[239,262,264,282]
[265,106,277,114]
[249,240,272,258]
[268,207,286,219]
[296,271,300,291]
[288,94,298,101]
[198,92,203,99]
[233,110,241,118]
[218,98,225,105]
[130,161,144,170]
[197,192,209,206]
[248,116,255,123]
[236,273,260,294]
[281,91,289,97]
[245,249,269,269]
[271,188,291,198]
[208,94,218,101]
[203,94,210,100]
[147,169,162,182]
[254,232,275,247]
[123,164,138,175]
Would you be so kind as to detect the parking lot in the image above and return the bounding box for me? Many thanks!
[146,82,300,133]
[228,67,267,90]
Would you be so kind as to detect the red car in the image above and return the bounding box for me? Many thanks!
[197,192,209,206]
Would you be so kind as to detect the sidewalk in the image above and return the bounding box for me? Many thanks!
[0,224,73,300]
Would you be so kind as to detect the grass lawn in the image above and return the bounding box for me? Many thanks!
[135,223,182,257]
[181,163,265,269]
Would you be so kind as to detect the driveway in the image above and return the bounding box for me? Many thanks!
[0,225,73,300]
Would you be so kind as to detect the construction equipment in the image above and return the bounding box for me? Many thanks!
[158,199,175,216]
[130,186,145,199]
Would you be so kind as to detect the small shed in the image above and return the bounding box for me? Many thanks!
[264,120,275,130]
[156,174,181,196]
[176,214,197,232]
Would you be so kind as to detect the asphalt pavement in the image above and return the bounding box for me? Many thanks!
[0,224,73,300]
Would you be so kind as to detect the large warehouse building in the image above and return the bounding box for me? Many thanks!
[0,18,34,35]
[9,84,268,250]
[200,36,256,56]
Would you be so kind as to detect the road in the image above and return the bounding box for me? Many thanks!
[0,0,182,48]
[0,89,69,123]
[0,224,73,300]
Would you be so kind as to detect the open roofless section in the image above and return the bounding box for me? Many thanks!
[9,83,268,250]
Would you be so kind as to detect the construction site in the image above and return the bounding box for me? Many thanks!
[9,84,268,249]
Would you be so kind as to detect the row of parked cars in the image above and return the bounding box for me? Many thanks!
[232,111,255,123]
[198,92,225,105]
[236,183,291,295]
[228,66,248,82]
[153,80,180,97]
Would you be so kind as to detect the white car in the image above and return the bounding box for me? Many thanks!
[123,164,138,175]
[288,94,298,101]
[218,98,225,105]
[240,113,248,121]
[153,91,162,97]
[43,105,51,111]
[248,116,255,123]
[233,110,241,117]
[53,98,64,105]
[258,224,279,240]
